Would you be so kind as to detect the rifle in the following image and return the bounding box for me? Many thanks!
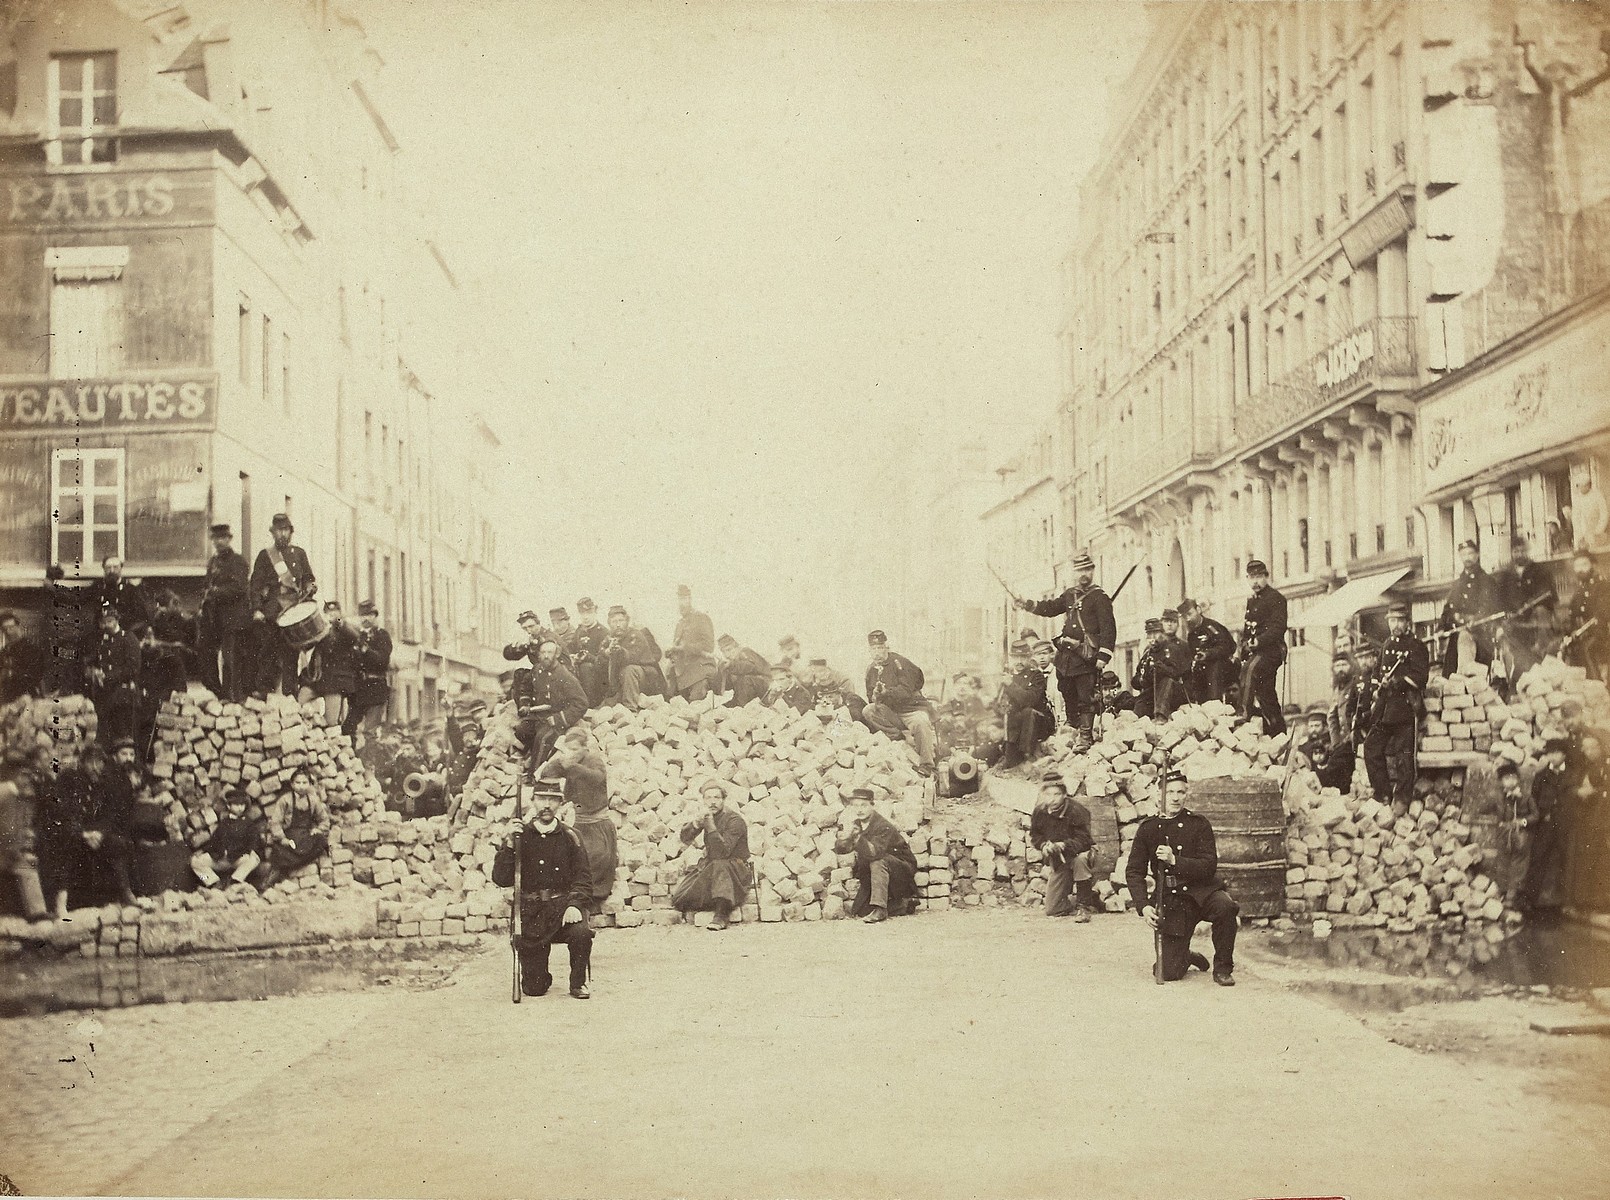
[1153,751,1174,985]
[510,781,523,1004]
[1560,617,1599,654]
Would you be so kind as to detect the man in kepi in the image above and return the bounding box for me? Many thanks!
[666,584,717,702]
[834,786,919,923]
[862,630,938,775]
[1365,602,1430,815]
[671,778,752,931]
[348,600,393,741]
[1438,539,1497,675]
[1179,597,1236,704]
[249,513,316,696]
[1235,559,1288,736]
[492,791,594,999]
[1015,551,1115,753]
[1124,769,1239,985]
[1030,774,1098,921]
[999,639,1053,770]
[198,523,251,702]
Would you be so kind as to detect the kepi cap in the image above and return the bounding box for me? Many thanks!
[357,599,378,616]
[1246,558,1269,577]
[209,523,232,538]
[867,629,887,646]
[270,512,293,531]
[1070,551,1095,572]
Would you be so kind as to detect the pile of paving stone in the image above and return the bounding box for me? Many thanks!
[0,694,97,763]
[1483,657,1610,764]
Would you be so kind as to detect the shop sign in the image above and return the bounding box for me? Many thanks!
[1314,325,1376,394]
[0,373,217,433]
[0,167,214,228]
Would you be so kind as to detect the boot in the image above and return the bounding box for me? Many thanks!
[569,939,592,999]
[862,906,887,924]
[1074,880,1100,919]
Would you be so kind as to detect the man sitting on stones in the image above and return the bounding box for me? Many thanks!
[834,786,919,923]
[1099,670,1136,714]
[767,662,814,714]
[603,605,667,710]
[535,728,616,915]
[1000,640,1054,770]
[671,778,752,931]
[862,630,937,776]
[1124,769,1239,986]
[716,634,771,707]
[492,789,594,999]
[512,639,590,776]
[190,787,264,889]
[1029,774,1098,921]
[938,672,989,756]
[262,767,331,886]
[805,658,867,724]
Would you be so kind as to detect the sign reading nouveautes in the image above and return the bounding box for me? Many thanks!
[0,375,217,432]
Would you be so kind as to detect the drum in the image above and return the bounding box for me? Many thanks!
[276,601,329,650]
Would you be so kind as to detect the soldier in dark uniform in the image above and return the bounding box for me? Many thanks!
[1099,670,1136,714]
[602,605,667,710]
[1437,539,1497,675]
[249,513,316,696]
[1130,619,1163,719]
[1364,603,1429,814]
[570,598,612,708]
[716,634,771,707]
[1016,551,1116,753]
[1320,653,1357,792]
[1179,597,1236,705]
[88,606,143,747]
[43,564,93,697]
[302,600,361,730]
[863,631,938,773]
[766,662,814,714]
[937,672,990,756]
[348,600,393,740]
[547,607,579,659]
[1000,640,1054,769]
[805,658,867,724]
[666,584,718,702]
[1348,642,1381,755]
[1562,550,1609,681]
[1234,560,1288,735]
[834,787,919,923]
[1124,769,1239,985]
[492,791,594,999]
[0,610,47,703]
[1029,775,1097,920]
[197,523,251,702]
[88,555,151,641]
[671,779,752,931]
[513,640,590,775]
[1153,609,1191,718]
[1518,737,1573,914]
[1497,534,1558,682]
[504,610,560,668]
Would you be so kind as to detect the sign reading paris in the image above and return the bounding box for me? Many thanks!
[0,374,217,432]
[0,167,214,226]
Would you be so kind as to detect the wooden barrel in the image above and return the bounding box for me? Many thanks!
[1084,792,1121,882]
[1185,777,1286,917]
[132,841,196,897]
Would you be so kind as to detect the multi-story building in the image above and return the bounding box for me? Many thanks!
[1054,0,1610,706]
[0,0,513,718]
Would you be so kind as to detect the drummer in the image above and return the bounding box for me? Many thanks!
[249,513,317,696]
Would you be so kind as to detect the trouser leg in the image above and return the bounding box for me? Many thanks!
[1044,863,1074,916]
[869,858,891,910]
[862,703,906,741]
[341,700,366,741]
[555,920,594,990]
[1064,675,1096,741]
[1362,728,1392,802]
[518,937,553,993]
[1200,890,1240,971]
[619,664,645,709]
[902,708,935,766]
[191,851,221,887]
[198,627,223,694]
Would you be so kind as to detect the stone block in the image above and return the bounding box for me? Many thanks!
[140,894,379,955]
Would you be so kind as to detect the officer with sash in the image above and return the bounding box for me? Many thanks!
[249,513,316,696]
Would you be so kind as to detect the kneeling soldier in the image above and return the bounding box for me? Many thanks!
[671,778,753,931]
[1029,775,1098,920]
[492,792,594,999]
[1124,769,1239,986]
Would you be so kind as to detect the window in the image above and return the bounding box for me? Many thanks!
[49,52,117,165]
[281,331,292,413]
[52,448,123,569]
[47,247,126,378]
[238,296,252,385]
[261,313,273,400]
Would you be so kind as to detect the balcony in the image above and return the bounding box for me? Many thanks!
[1234,316,1417,446]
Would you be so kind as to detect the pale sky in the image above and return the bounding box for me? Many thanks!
[357,0,1149,661]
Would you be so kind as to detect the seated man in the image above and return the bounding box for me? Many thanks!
[1000,640,1054,769]
[862,630,937,775]
[492,790,594,999]
[1099,670,1136,714]
[1029,774,1097,921]
[834,786,919,923]
[602,605,667,710]
[716,634,771,707]
[937,673,989,757]
[671,778,752,931]
[512,640,589,776]
[766,662,814,714]
[536,728,617,914]
[805,658,867,722]
[1288,708,1335,781]
[262,767,332,886]
[1124,769,1239,986]
[190,787,264,889]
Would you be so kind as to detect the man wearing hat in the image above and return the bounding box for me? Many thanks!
[671,779,752,931]
[1179,598,1236,705]
[863,631,938,774]
[1130,619,1164,719]
[777,635,803,677]
[1030,774,1098,920]
[1497,534,1558,681]
[834,787,919,922]
[1124,769,1238,985]
[1437,539,1497,675]
[714,634,770,707]
[302,600,361,731]
[88,605,143,746]
[766,661,813,714]
[505,610,562,669]
[491,789,594,999]
[1235,560,1288,736]
[0,609,46,705]
[88,554,151,643]
[1319,652,1358,791]
[348,600,393,740]
[602,605,666,710]
[1518,736,1574,913]
[1153,609,1191,719]
[666,584,718,702]
[548,606,579,659]
[1363,603,1429,814]
[1015,551,1115,753]
[197,524,252,702]
[805,657,866,723]
[1562,549,1609,681]
[571,599,612,707]
[512,640,590,774]
[999,639,1053,769]
[248,513,316,696]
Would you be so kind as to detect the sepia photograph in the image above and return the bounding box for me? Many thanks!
[0,0,1608,1196]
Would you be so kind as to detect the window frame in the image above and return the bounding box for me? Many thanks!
[47,51,118,167]
[51,447,125,572]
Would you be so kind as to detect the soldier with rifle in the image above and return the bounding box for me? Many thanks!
[492,787,593,1000]
[1437,540,1497,675]
[1124,769,1238,986]
[1364,603,1430,815]
[1014,551,1116,753]
[1178,598,1236,705]
[1562,550,1608,681]
[1497,534,1558,681]
[1233,559,1288,736]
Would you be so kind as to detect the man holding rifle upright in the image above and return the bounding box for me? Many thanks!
[1125,770,1238,986]
[1015,551,1115,754]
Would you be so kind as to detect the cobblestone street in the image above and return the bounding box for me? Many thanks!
[3,911,1607,1199]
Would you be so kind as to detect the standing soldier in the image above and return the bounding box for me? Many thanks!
[347,600,393,741]
[1234,560,1288,736]
[999,640,1053,769]
[1562,550,1609,681]
[1153,608,1191,719]
[87,606,142,747]
[666,584,718,702]
[1124,769,1239,985]
[198,523,251,702]
[88,555,151,641]
[1320,652,1358,792]
[302,600,361,731]
[1437,539,1497,675]
[1178,598,1236,705]
[1497,534,1558,682]
[1131,618,1162,719]
[570,599,612,708]
[1015,551,1115,753]
[248,513,316,696]
[1363,604,1429,815]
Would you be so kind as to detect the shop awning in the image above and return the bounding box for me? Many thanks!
[1297,566,1413,629]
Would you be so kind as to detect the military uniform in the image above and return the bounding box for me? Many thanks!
[863,641,937,767]
[1021,572,1116,749]
[1123,804,1239,981]
[199,534,252,702]
[1363,627,1429,810]
[718,645,772,707]
[667,598,717,701]
[1438,560,1497,674]
[513,662,590,770]
[1000,661,1053,768]
[1236,572,1288,735]
[1498,558,1558,680]
[88,626,143,746]
[248,528,316,696]
[349,617,393,738]
[1183,610,1237,704]
[492,822,594,997]
[1562,566,1610,680]
[570,614,613,707]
